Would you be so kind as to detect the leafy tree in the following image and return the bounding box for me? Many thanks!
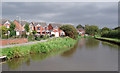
[60,25,78,39]
[24,23,30,32]
[85,25,99,35]
[76,24,84,29]
[9,22,16,31]
[101,27,110,32]
[1,26,8,35]
[9,22,16,37]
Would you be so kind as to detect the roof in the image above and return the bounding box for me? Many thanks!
[34,22,47,27]
[14,20,23,31]
[14,20,29,26]
[49,23,63,28]
[77,28,85,31]
[1,19,11,25]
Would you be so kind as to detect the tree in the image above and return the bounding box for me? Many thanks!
[101,27,110,32]
[85,25,99,35]
[9,22,16,31]
[24,23,30,32]
[60,25,78,39]
[9,22,16,37]
[1,26,8,35]
[76,24,84,29]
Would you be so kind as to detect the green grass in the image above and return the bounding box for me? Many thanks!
[95,36,120,43]
[0,37,77,59]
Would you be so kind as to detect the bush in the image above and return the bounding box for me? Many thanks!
[43,36,47,40]
[21,32,27,38]
[28,35,35,41]
[40,35,44,38]
[1,35,9,39]
[35,35,41,41]
[46,35,50,38]
[52,34,55,37]
[101,30,120,39]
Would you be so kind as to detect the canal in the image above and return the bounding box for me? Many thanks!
[2,38,118,71]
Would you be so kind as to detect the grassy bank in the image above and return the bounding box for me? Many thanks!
[95,36,120,45]
[1,37,77,59]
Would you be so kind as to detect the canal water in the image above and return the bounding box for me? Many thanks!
[2,38,118,71]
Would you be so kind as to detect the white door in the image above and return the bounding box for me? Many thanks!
[16,31,19,36]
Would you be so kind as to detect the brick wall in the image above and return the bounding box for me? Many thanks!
[0,38,28,46]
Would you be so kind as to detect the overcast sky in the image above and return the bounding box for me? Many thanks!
[2,2,118,28]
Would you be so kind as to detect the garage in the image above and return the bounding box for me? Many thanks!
[51,30,59,37]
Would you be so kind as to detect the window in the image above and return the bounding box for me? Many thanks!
[30,27,32,30]
[45,27,47,30]
[6,25,9,28]
[37,27,40,30]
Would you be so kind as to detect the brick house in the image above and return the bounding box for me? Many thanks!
[14,20,23,36]
[33,22,49,35]
[48,23,65,37]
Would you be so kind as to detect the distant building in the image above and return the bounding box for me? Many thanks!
[77,28,85,36]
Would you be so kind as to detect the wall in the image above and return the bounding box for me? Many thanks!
[0,38,28,46]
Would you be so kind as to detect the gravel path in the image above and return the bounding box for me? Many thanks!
[0,40,48,48]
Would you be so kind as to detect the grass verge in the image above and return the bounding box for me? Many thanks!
[95,36,120,45]
[1,37,77,59]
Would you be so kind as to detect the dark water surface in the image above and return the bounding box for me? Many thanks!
[2,38,118,71]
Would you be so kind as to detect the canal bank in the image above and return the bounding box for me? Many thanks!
[95,37,120,45]
[2,38,118,71]
[1,37,77,59]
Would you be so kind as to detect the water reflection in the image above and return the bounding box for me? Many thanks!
[85,38,100,49]
[2,38,118,71]
[3,46,72,70]
[61,41,78,57]
[102,41,118,49]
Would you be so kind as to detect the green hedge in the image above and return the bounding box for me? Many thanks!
[101,30,120,39]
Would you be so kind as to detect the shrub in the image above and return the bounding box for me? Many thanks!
[52,34,55,37]
[101,30,120,39]
[21,32,27,38]
[1,35,9,39]
[28,35,35,41]
[46,35,50,38]
[40,35,44,38]
[35,35,41,41]
[43,36,47,40]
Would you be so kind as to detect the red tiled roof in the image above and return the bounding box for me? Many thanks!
[14,20,22,31]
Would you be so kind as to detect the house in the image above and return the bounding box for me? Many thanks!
[48,23,65,37]
[2,19,11,28]
[20,20,29,32]
[29,22,34,32]
[14,20,23,36]
[77,28,85,36]
[34,22,48,35]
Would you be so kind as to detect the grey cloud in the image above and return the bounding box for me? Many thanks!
[2,2,118,28]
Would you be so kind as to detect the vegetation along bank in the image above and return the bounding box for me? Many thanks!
[0,37,77,59]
